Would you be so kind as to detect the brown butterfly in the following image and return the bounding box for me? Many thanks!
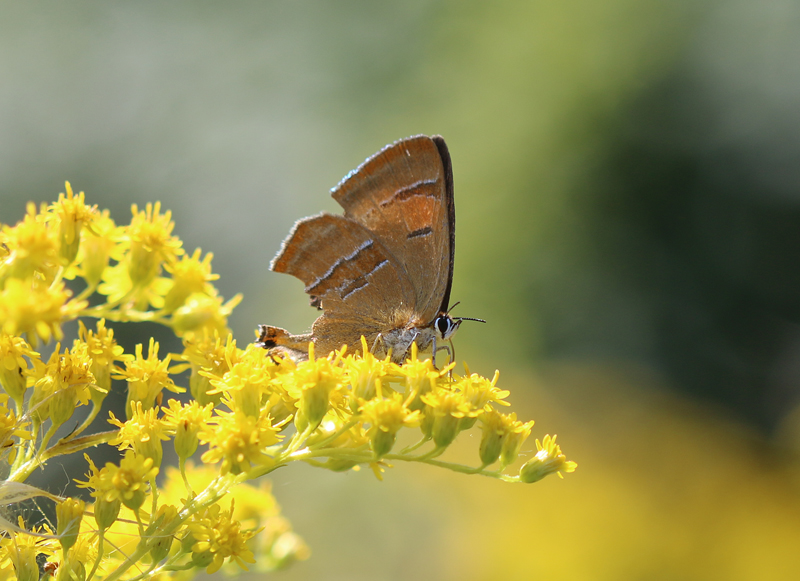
[257,134,482,365]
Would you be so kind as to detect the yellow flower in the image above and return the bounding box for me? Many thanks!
[0,518,58,581]
[206,343,276,418]
[0,334,38,405]
[199,406,282,476]
[56,527,98,581]
[47,182,97,266]
[95,201,182,309]
[171,292,241,338]
[0,394,32,463]
[76,449,158,512]
[161,399,213,460]
[342,336,395,412]
[178,332,239,405]
[159,461,309,572]
[281,345,345,432]
[109,401,171,467]
[359,391,421,458]
[393,342,443,412]
[518,434,577,483]
[124,201,184,288]
[499,413,535,468]
[454,369,510,431]
[55,497,85,551]
[421,385,484,449]
[143,504,179,563]
[114,337,182,415]
[0,278,86,347]
[73,208,123,287]
[0,202,59,283]
[75,318,129,403]
[184,501,257,574]
[162,248,219,312]
[97,261,172,310]
[249,513,311,572]
[28,342,94,427]
[478,409,534,468]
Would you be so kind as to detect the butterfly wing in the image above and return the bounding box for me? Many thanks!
[330,135,455,323]
[270,212,417,355]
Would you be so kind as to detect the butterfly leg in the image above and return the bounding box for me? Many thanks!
[431,339,455,374]
[370,333,385,355]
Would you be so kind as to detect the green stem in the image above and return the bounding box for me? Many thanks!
[64,401,103,441]
[39,423,58,452]
[283,425,313,456]
[310,417,360,449]
[179,457,193,496]
[73,281,99,303]
[40,430,117,462]
[86,533,105,581]
[292,446,519,482]
[399,436,431,454]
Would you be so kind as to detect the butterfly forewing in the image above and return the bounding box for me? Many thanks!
[331,135,455,322]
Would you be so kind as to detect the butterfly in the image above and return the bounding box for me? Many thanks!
[257,134,482,365]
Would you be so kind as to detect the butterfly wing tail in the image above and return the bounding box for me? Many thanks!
[256,325,312,362]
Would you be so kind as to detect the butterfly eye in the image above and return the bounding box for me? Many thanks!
[435,315,459,339]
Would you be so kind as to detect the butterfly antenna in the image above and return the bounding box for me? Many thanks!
[447,302,485,323]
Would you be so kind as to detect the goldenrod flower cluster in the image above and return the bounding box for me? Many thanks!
[0,187,575,580]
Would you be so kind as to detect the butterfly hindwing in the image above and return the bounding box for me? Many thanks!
[271,212,416,331]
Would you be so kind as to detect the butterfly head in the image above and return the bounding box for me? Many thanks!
[435,313,461,341]
[434,302,486,341]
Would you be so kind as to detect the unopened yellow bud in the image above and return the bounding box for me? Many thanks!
[419,406,434,439]
[0,364,26,404]
[370,428,396,459]
[56,497,85,551]
[174,418,200,460]
[50,386,79,428]
[93,497,121,530]
[479,409,507,466]
[144,504,178,562]
[190,370,219,406]
[171,293,218,334]
[432,413,460,449]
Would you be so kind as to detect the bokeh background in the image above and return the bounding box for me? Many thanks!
[3,1,800,579]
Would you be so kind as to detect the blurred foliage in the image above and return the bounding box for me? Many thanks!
[3,0,800,579]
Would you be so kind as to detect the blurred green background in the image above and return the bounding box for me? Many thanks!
[3,1,800,579]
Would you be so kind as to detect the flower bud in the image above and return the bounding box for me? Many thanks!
[478,410,507,467]
[432,413,460,449]
[174,419,200,460]
[190,370,220,406]
[370,428,397,459]
[50,386,78,429]
[171,293,218,335]
[0,365,26,405]
[94,497,121,530]
[144,505,178,563]
[56,497,85,551]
